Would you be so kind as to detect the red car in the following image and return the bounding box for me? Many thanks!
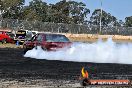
[0,31,15,44]
[23,33,72,53]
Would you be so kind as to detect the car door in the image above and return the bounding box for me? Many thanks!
[25,34,43,49]
[25,34,38,49]
[35,34,43,46]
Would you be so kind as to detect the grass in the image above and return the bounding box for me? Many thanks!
[69,37,132,43]
[0,43,23,48]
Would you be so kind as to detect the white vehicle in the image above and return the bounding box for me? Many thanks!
[26,30,38,40]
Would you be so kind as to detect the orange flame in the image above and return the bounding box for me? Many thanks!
[81,67,89,78]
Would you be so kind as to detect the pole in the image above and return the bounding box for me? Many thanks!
[0,10,2,28]
[99,0,102,34]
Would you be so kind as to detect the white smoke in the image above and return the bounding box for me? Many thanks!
[24,38,132,64]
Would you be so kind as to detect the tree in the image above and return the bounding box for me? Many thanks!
[48,0,71,23]
[1,0,90,24]
[46,0,90,24]
[1,0,25,19]
[90,9,118,27]
[22,6,41,21]
[68,1,90,24]
[22,0,48,21]
[125,16,132,27]
[116,20,124,27]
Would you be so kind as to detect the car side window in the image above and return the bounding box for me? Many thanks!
[36,34,43,42]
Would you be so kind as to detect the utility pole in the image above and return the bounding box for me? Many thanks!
[0,10,2,28]
[99,0,103,34]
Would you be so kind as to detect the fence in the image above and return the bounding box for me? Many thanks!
[0,18,132,35]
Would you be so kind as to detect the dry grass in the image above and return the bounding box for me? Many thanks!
[63,33,132,43]
[0,43,23,48]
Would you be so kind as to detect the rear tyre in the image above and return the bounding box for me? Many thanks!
[34,44,37,50]
[24,49,28,54]
[34,46,47,51]
[34,46,37,50]
[2,39,7,44]
[41,46,47,51]
[23,45,29,54]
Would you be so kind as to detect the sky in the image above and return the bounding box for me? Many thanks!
[25,0,132,22]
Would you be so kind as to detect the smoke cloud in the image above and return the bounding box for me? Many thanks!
[24,38,132,64]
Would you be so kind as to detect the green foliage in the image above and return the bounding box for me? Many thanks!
[68,1,90,24]
[0,0,90,24]
[0,0,131,26]
[45,0,90,24]
[1,0,25,19]
[90,9,119,27]
[118,20,125,27]
[22,0,48,21]
[125,16,132,27]
[47,0,70,23]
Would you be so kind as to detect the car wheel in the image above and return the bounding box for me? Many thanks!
[23,45,28,54]
[34,46,47,51]
[41,46,47,51]
[34,46,37,50]
[24,48,28,54]
[34,44,37,50]
[2,39,7,44]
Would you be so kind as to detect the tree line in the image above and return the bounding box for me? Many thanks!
[0,0,132,27]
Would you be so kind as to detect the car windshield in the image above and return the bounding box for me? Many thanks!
[8,33,15,38]
[46,34,70,42]
[32,32,37,35]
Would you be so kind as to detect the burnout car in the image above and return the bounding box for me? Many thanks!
[0,31,15,44]
[23,33,72,53]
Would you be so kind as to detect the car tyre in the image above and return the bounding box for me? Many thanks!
[34,44,37,50]
[41,46,47,51]
[23,45,28,54]
[2,39,7,44]
[34,46,47,51]
[34,46,37,50]
[24,48,28,54]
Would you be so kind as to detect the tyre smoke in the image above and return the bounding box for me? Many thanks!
[24,38,132,64]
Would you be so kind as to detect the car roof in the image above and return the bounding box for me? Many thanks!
[38,33,65,36]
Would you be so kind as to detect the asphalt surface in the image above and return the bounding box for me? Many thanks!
[0,47,132,87]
